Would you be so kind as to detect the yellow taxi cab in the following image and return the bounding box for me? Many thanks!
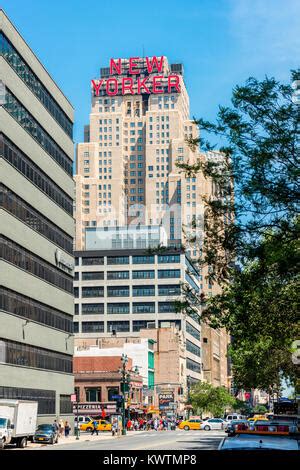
[80,419,112,432]
[247,415,269,424]
[179,418,202,431]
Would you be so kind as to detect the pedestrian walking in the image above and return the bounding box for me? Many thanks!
[154,418,158,431]
[59,419,64,437]
[64,421,70,437]
[127,419,132,431]
[112,418,118,436]
[91,419,99,436]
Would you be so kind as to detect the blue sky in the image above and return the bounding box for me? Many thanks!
[2,0,299,146]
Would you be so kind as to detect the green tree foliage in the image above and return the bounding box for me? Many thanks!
[190,381,236,416]
[177,73,300,392]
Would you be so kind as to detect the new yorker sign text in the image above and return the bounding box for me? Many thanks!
[91,56,181,96]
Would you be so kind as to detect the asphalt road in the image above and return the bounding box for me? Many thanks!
[38,429,225,450]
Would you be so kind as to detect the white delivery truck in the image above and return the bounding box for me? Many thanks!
[0,399,38,449]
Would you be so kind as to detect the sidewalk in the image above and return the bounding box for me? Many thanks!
[26,432,117,449]
[27,430,149,449]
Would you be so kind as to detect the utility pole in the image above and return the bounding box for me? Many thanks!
[119,353,129,436]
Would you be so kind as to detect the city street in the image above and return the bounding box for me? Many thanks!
[36,430,225,451]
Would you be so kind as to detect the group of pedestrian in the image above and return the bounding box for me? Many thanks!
[53,419,71,438]
[125,416,177,431]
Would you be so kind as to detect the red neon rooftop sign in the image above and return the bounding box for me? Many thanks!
[91,56,181,96]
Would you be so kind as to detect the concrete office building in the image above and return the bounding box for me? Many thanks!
[0,11,74,423]
[74,248,203,387]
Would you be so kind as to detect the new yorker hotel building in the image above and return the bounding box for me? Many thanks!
[74,55,209,255]
[0,11,74,422]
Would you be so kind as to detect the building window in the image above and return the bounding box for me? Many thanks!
[107,256,129,265]
[85,388,101,402]
[186,340,201,357]
[132,255,155,264]
[107,303,129,314]
[186,358,201,373]
[0,386,55,415]
[132,320,150,332]
[4,89,72,175]
[107,321,130,333]
[132,270,155,279]
[82,272,104,281]
[0,236,73,294]
[0,32,73,138]
[107,387,119,401]
[81,304,104,314]
[81,257,104,266]
[0,287,73,333]
[0,338,72,373]
[82,322,104,333]
[158,254,180,264]
[158,284,181,296]
[1,135,73,215]
[0,184,73,254]
[107,271,129,280]
[158,302,176,313]
[132,302,155,314]
[82,287,104,298]
[107,286,129,297]
[60,395,72,414]
[158,269,181,279]
[132,286,155,297]
[186,322,200,341]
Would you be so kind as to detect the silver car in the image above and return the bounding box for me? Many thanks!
[200,418,226,431]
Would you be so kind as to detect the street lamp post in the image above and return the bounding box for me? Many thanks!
[120,353,128,436]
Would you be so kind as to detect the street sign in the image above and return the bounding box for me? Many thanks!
[112,395,123,400]
[71,394,77,402]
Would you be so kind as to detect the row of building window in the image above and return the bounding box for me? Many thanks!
[75,271,182,283]
[74,278,181,298]
[76,254,181,265]
[75,283,180,297]
[0,236,73,294]
[0,184,73,254]
[0,287,73,333]
[4,89,73,175]
[75,301,177,314]
[0,386,56,415]
[0,32,73,138]
[0,134,73,215]
[73,319,181,333]
[0,338,72,373]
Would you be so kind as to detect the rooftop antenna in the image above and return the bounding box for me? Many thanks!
[142,44,145,58]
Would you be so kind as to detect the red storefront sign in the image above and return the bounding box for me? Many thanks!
[91,56,181,96]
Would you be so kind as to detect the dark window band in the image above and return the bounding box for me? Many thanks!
[186,321,200,341]
[186,339,201,357]
[0,236,73,294]
[186,357,201,373]
[0,386,55,415]
[0,32,73,138]
[0,184,73,255]
[0,133,73,215]
[0,287,73,333]
[0,338,72,373]
[3,89,73,175]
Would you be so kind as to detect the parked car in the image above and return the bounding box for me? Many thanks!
[33,424,59,444]
[200,418,226,431]
[225,419,249,435]
[178,418,203,431]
